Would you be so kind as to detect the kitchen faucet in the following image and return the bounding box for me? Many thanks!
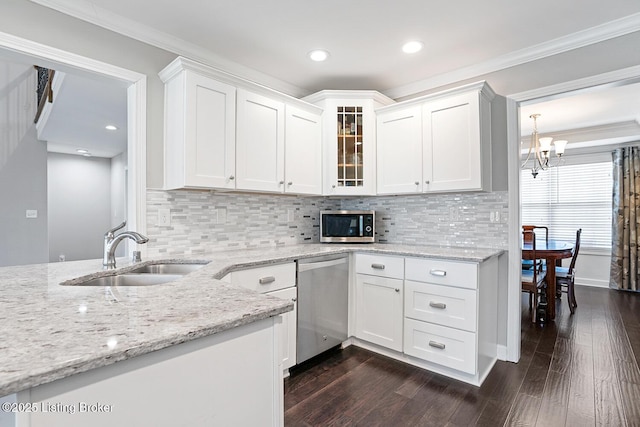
[103,221,149,269]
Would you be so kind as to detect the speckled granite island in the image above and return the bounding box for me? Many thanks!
[0,243,503,427]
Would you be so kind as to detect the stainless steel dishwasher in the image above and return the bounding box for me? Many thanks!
[296,254,349,364]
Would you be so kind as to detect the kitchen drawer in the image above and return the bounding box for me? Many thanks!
[405,257,477,289]
[405,280,477,332]
[355,253,404,279]
[228,262,296,293]
[404,318,476,374]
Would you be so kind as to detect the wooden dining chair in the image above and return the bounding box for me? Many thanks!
[556,228,582,314]
[522,230,547,323]
[522,225,549,243]
[522,225,549,270]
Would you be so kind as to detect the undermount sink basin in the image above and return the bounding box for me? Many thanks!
[71,273,184,287]
[128,263,206,275]
[60,261,209,287]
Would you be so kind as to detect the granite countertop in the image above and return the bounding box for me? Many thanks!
[0,243,503,396]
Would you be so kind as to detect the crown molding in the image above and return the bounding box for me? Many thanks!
[27,0,308,98]
[521,119,640,145]
[302,89,395,106]
[384,13,640,100]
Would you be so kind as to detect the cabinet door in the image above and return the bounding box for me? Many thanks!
[321,100,377,196]
[267,287,297,371]
[376,105,423,195]
[165,71,236,189]
[284,106,322,195]
[355,274,403,351]
[236,89,285,192]
[422,91,482,192]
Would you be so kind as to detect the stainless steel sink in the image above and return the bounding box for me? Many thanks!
[128,263,206,275]
[61,261,208,287]
[70,273,184,287]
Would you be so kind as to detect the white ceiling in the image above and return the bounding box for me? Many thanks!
[0,51,128,159]
[39,71,128,158]
[10,1,640,154]
[31,0,640,95]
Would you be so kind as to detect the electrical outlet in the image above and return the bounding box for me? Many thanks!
[158,208,171,226]
[217,208,227,224]
[26,209,38,219]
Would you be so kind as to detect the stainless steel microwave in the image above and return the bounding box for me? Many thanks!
[320,210,375,243]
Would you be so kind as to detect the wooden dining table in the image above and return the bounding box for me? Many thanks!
[522,239,574,321]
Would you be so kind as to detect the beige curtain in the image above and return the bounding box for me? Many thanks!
[610,147,640,291]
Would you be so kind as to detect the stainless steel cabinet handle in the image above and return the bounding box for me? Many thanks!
[258,276,276,285]
[287,182,293,186]
[229,175,235,180]
[429,301,447,309]
[395,288,400,293]
[279,181,285,185]
[415,181,419,185]
[429,341,446,350]
[371,263,385,270]
[425,180,430,184]
[430,269,447,277]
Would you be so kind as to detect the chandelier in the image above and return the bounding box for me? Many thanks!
[521,114,568,178]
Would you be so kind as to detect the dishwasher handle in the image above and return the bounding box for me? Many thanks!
[298,257,348,272]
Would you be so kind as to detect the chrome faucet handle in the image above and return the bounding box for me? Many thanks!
[105,221,127,239]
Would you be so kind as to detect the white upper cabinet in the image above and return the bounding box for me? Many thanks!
[303,91,395,196]
[284,106,322,195]
[376,105,423,195]
[375,81,494,195]
[160,57,323,195]
[423,89,490,193]
[161,63,236,190]
[236,89,285,193]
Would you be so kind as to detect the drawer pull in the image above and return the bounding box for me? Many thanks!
[429,301,447,309]
[259,276,276,285]
[371,263,385,270]
[395,288,400,293]
[429,341,446,350]
[429,269,447,277]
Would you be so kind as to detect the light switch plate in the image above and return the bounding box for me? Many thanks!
[26,209,38,219]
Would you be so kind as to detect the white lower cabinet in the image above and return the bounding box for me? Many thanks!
[403,256,498,385]
[221,262,297,373]
[267,287,297,371]
[354,274,404,352]
[351,252,498,386]
[354,254,404,352]
[16,318,282,427]
[404,318,476,374]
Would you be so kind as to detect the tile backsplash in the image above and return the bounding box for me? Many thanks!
[146,190,339,257]
[146,189,509,257]
[341,192,509,249]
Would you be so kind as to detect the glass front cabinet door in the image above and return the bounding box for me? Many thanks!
[303,91,394,195]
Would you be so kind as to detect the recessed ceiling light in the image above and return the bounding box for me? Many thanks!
[76,149,89,154]
[308,49,330,62]
[105,125,118,131]
[402,41,424,54]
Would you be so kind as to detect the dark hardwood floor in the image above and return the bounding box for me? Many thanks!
[284,285,640,426]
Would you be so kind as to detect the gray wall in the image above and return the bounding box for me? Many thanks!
[0,62,48,267]
[47,153,112,262]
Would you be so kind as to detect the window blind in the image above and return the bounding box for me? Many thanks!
[521,161,612,248]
